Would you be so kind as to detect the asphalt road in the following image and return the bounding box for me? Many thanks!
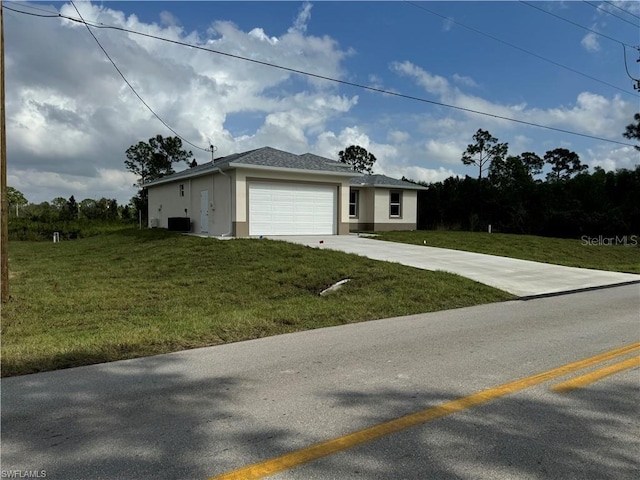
[2,284,639,480]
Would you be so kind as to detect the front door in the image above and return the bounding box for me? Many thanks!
[200,190,209,234]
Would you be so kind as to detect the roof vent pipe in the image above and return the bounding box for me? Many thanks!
[207,144,218,163]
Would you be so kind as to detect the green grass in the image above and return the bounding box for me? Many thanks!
[1,228,512,376]
[376,231,640,274]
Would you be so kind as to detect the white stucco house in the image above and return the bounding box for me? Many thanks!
[144,146,426,237]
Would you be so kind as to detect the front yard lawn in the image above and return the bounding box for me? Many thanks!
[2,228,512,376]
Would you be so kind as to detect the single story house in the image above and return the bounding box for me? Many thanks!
[145,146,426,237]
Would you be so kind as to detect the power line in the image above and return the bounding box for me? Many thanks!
[5,1,58,16]
[4,4,57,18]
[583,1,640,27]
[404,1,635,98]
[71,1,209,152]
[603,1,640,21]
[2,5,217,151]
[5,2,208,151]
[520,1,635,48]
[3,4,637,148]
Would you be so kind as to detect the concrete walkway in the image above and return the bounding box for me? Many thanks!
[269,235,640,297]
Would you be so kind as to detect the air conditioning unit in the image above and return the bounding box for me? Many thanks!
[168,217,191,232]
[150,218,160,228]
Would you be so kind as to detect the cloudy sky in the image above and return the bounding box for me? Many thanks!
[4,1,640,205]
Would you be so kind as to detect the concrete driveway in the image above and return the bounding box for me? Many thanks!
[269,235,640,297]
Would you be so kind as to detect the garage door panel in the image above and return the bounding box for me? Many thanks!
[249,182,336,236]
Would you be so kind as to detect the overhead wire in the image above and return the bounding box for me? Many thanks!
[2,3,637,148]
[520,1,636,48]
[603,1,640,21]
[3,4,57,18]
[69,1,209,152]
[583,1,640,27]
[404,1,634,98]
[5,1,59,16]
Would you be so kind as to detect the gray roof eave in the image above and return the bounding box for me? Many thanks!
[230,163,363,177]
[144,166,220,187]
[351,182,428,190]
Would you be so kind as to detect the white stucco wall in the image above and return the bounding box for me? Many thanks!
[373,188,418,226]
[147,173,232,235]
[147,181,189,229]
[349,187,374,225]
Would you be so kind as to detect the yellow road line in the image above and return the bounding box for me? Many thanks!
[551,355,640,394]
[209,342,640,480]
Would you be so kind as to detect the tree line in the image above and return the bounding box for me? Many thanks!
[7,189,135,241]
[8,190,132,222]
[411,119,640,238]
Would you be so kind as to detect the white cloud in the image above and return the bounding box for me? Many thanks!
[526,92,632,138]
[388,130,410,144]
[424,139,465,165]
[8,168,139,205]
[401,166,458,184]
[581,32,600,52]
[7,1,355,204]
[291,2,313,33]
[248,28,279,45]
[391,61,635,142]
[313,126,404,174]
[391,61,450,96]
[586,145,640,171]
[159,11,180,27]
[452,74,478,88]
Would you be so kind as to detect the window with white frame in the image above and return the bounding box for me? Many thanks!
[179,184,185,197]
[349,190,359,218]
[389,191,402,218]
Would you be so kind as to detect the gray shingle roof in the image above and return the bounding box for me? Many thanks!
[144,148,425,189]
[350,174,428,190]
[215,147,356,173]
[145,146,358,187]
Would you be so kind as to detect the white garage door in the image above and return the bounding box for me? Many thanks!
[249,182,336,236]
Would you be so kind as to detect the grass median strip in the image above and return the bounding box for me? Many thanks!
[209,341,640,480]
[2,229,512,376]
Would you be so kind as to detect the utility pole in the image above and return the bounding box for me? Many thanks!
[635,47,640,92]
[1,0,9,303]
